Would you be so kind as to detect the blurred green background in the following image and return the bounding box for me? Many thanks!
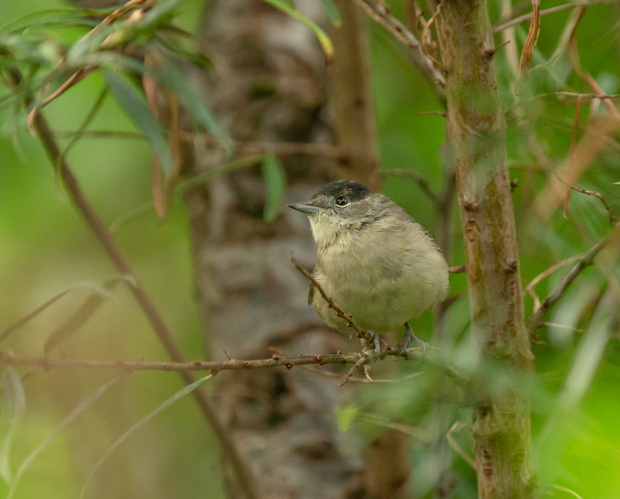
[1,0,620,498]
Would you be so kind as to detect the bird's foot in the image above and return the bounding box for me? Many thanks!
[361,331,387,356]
[338,332,386,386]
[396,322,429,356]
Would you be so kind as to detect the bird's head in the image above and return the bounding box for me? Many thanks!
[288,180,380,247]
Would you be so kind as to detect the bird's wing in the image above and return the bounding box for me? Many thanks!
[307,282,315,306]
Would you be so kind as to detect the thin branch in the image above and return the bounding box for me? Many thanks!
[53,130,342,158]
[291,257,376,346]
[0,348,422,373]
[525,255,582,311]
[527,228,617,334]
[446,421,476,470]
[351,0,446,99]
[5,67,260,499]
[493,0,618,34]
[555,174,617,225]
[379,169,438,202]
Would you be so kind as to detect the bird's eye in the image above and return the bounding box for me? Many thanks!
[335,196,348,207]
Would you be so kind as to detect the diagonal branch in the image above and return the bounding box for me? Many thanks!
[351,0,446,99]
[527,227,617,334]
[5,69,260,499]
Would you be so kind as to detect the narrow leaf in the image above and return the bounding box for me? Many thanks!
[7,375,125,499]
[0,278,132,344]
[80,375,212,499]
[0,367,26,485]
[559,290,616,409]
[137,0,188,31]
[336,404,358,432]
[318,0,341,26]
[261,0,334,62]
[43,276,136,355]
[156,56,233,157]
[261,154,286,222]
[104,71,174,176]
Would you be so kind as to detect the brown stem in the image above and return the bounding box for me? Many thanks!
[352,0,446,100]
[493,0,618,34]
[432,0,535,496]
[527,228,617,334]
[0,347,423,372]
[6,66,259,499]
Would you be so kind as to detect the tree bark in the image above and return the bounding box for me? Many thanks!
[185,0,379,497]
[431,1,536,497]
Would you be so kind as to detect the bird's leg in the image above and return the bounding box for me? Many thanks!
[360,330,387,355]
[396,322,428,355]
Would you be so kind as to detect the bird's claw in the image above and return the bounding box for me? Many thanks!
[396,322,429,356]
[362,331,387,356]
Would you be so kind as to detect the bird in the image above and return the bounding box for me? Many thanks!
[288,180,449,354]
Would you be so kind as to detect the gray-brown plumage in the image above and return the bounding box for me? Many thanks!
[289,180,449,351]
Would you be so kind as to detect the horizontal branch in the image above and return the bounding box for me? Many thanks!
[0,348,422,373]
[493,0,617,34]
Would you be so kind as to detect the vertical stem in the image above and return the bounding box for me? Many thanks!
[331,0,379,189]
[431,1,535,497]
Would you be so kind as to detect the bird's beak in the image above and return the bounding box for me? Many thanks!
[288,203,322,215]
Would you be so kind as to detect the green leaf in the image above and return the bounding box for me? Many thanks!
[0,276,135,345]
[137,0,188,31]
[559,290,616,410]
[261,0,334,62]
[156,55,232,157]
[43,275,137,355]
[0,367,26,486]
[261,154,286,223]
[80,374,212,499]
[7,375,125,499]
[318,0,341,26]
[104,71,174,176]
[336,404,358,432]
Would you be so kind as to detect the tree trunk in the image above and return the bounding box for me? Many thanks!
[431,1,536,497]
[185,0,379,497]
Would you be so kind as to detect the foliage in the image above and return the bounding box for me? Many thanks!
[0,0,619,498]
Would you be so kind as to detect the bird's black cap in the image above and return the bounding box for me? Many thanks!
[311,180,373,202]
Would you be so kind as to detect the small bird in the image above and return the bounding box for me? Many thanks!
[289,180,449,353]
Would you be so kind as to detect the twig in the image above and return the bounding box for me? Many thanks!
[449,266,465,274]
[493,0,618,34]
[0,348,422,373]
[555,174,616,225]
[525,255,582,311]
[550,92,620,101]
[54,130,342,158]
[527,228,616,334]
[291,257,433,385]
[379,169,438,202]
[351,0,446,99]
[446,421,476,469]
[291,257,376,346]
[5,66,260,499]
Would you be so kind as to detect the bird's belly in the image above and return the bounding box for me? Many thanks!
[317,272,426,334]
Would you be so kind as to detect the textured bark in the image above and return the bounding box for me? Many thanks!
[185,1,376,497]
[431,1,535,498]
